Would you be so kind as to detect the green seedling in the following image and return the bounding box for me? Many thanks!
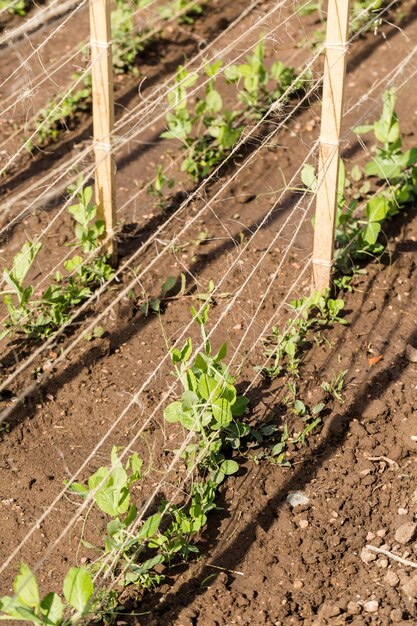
[321,369,348,404]
[354,89,417,180]
[161,47,302,182]
[164,304,248,482]
[0,179,113,341]
[147,165,175,205]
[328,90,417,277]
[261,290,345,380]
[84,326,105,341]
[0,562,94,625]
[68,447,163,588]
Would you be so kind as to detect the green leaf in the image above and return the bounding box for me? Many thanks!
[231,396,249,417]
[213,342,227,363]
[182,390,199,411]
[220,459,239,475]
[364,156,402,179]
[366,196,389,223]
[0,601,41,622]
[164,401,183,423]
[198,374,222,401]
[363,221,381,245]
[40,592,64,624]
[161,276,176,296]
[301,164,317,192]
[64,255,84,273]
[63,567,93,615]
[350,164,363,182]
[14,242,42,288]
[205,90,223,113]
[138,513,162,539]
[66,482,89,499]
[293,400,306,415]
[352,124,373,135]
[312,402,325,415]
[13,563,40,610]
[212,398,232,426]
[194,352,212,373]
[83,185,93,207]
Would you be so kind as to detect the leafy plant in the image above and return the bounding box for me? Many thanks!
[33,74,92,145]
[321,369,348,404]
[0,562,94,625]
[302,90,417,278]
[0,179,114,341]
[354,89,417,180]
[161,46,302,181]
[261,290,346,380]
[147,164,175,207]
[164,304,249,480]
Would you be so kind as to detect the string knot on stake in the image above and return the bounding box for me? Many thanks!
[90,38,112,49]
[94,140,112,152]
[319,137,341,147]
[312,259,333,268]
[324,42,349,52]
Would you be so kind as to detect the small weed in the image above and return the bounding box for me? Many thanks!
[260,290,346,380]
[321,370,348,404]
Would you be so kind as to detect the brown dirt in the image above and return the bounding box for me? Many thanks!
[0,2,416,626]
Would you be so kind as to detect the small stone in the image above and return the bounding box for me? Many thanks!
[402,574,417,598]
[347,601,361,615]
[377,558,389,569]
[384,570,399,587]
[397,570,410,585]
[394,522,417,545]
[293,580,303,590]
[398,507,408,516]
[390,608,404,623]
[318,604,340,619]
[366,531,376,541]
[361,547,377,564]
[363,600,379,613]
[377,529,387,538]
[405,344,417,363]
[287,491,309,508]
[299,519,309,529]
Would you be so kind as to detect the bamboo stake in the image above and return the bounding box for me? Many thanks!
[89,0,117,264]
[312,0,350,292]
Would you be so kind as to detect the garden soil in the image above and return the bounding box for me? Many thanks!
[0,2,416,625]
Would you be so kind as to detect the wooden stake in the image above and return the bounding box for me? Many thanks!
[312,0,350,292]
[89,0,117,264]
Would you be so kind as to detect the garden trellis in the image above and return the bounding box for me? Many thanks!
[0,0,416,621]
[86,0,351,286]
